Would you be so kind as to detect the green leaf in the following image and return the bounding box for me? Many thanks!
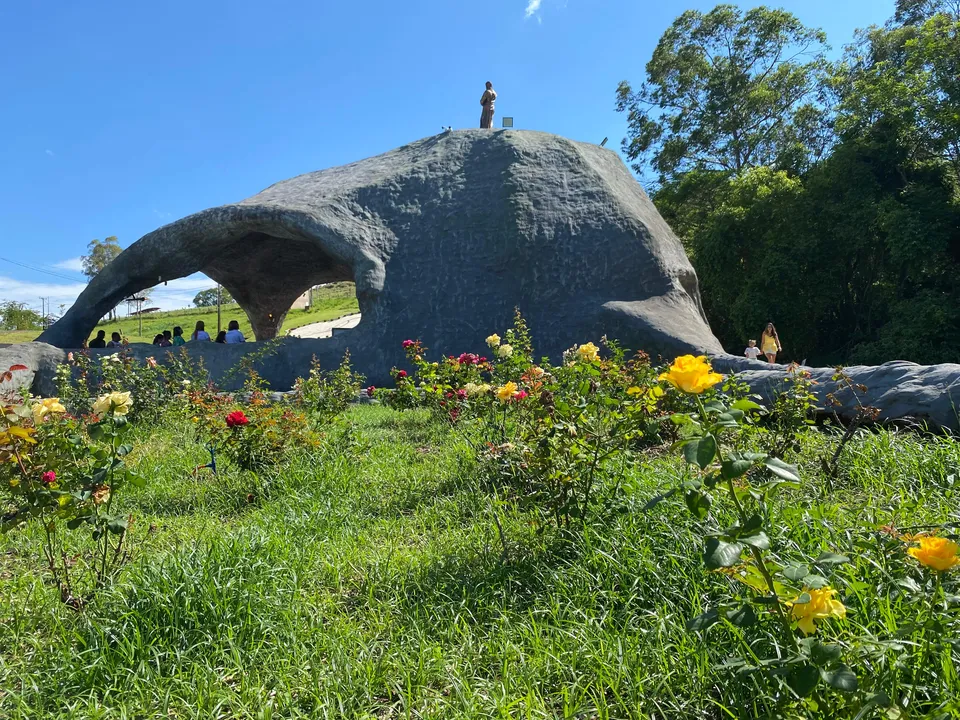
[107,517,129,535]
[810,643,843,666]
[642,489,677,512]
[787,664,820,697]
[820,663,858,692]
[802,574,830,589]
[721,457,753,480]
[684,489,711,520]
[704,537,744,570]
[684,434,718,469]
[716,412,740,428]
[686,608,720,631]
[783,564,811,581]
[725,604,757,628]
[764,457,800,482]
[703,400,726,414]
[741,531,770,550]
[117,444,134,457]
[814,552,850,566]
[731,399,763,413]
[66,516,89,530]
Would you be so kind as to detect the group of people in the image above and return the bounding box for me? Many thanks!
[87,320,246,348]
[187,320,246,345]
[744,323,783,363]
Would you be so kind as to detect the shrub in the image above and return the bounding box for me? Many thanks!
[292,351,365,420]
[1,372,143,608]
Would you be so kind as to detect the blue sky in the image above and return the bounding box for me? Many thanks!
[0,0,894,314]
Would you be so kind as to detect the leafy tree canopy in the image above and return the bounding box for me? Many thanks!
[616,4,831,186]
[193,288,234,307]
[81,237,122,280]
[0,301,44,331]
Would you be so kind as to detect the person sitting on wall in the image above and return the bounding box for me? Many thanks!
[224,320,246,344]
[191,321,211,342]
[161,330,174,347]
[152,334,164,346]
[107,332,123,348]
[172,326,186,346]
[215,330,227,344]
[89,330,107,348]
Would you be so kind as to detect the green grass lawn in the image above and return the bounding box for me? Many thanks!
[0,283,359,346]
[1,403,957,718]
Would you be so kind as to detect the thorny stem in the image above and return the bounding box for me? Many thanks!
[697,396,799,652]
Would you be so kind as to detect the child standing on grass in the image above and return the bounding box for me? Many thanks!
[744,340,761,360]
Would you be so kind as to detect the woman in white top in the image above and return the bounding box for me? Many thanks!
[224,320,246,343]
[191,321,211,342]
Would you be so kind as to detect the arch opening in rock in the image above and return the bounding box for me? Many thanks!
[201,232,356,340]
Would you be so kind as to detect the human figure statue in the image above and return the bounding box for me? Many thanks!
[480,82,497,129]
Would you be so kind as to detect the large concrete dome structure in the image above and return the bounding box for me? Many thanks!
[38,129,723,379]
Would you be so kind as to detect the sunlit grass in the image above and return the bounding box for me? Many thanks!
[0,406,957,718]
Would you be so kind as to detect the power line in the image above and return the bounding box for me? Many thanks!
[0,256,87,283]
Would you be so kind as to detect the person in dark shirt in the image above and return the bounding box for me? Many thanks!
[89,330,107,348]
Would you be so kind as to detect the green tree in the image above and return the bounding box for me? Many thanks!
[82,237,123,321]
[616,4,831,186]
[81,236,122,280]
[193,288,233,307]
[894,0,959,25]
[0,301,44,331]
[836,15,960,179]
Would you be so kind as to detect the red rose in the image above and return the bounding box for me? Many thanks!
[402,340,414,348]
[41,471,57,485]
[397,370,408,379]
[226,410,250,428]
[366,386,376,397]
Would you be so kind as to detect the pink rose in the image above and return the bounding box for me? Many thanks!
[41,471,57,485]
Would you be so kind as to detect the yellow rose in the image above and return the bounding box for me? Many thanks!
[908,536,960,572]
[496,382,518,402]
[497,344,514,359]
[577,342,600,363]
[658,355,724,394]
[31,397,66,425]
[790,586,847,636]
[465,382,492,397]
[93,391,134,418]
[486,334,501,348]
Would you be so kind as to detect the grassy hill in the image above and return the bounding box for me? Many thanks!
[0,282,359,345]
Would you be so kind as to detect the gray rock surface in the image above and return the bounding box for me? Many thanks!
[713,356,960,431]
[38,129,722,381]
[0,343,66,398]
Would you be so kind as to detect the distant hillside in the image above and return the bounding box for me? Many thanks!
[0,282,359,346]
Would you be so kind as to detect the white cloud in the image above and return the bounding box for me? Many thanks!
[524,0,542,18]
[0,276,87,314]
[53,257,85,273]
[45,149,55,157]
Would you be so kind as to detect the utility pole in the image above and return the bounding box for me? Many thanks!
[217,284,222,334]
